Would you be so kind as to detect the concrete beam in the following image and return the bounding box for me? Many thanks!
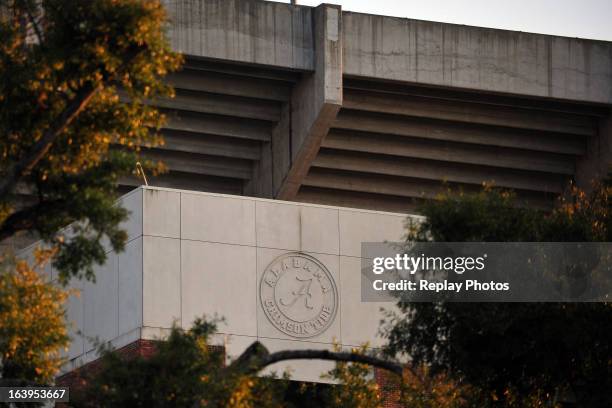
[163,1,612,105]
[322,130,576,175]
[296,186,422,214]
[156,91,281,122]
[120,173,243,196]
[163,111,272,142]
[249,4,343,200]
[343,13,612,105]
[163,0,314,71]
[167,70,293,102]
[575,112,612,190]
[343,89,597,136]
[303,168,479,200]
[333,111,586,155]
[141,149,252,180]
[312,149,567,193]
[275,4,343,200]
[160,130,261,160]
[302,169,554,209]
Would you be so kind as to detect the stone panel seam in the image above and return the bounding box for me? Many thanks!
[178,237,342,257]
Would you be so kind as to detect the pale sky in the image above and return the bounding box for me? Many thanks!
[277,0,612,41]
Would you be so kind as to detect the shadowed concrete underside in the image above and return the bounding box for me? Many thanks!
[4,0,612,253]
[128,58,607,213]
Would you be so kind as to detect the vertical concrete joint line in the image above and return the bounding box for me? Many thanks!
[336,209,342,345]
[299,208,303,251]
[141,188,144,333]
[179,192,182,328]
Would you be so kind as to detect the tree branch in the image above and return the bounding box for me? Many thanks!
[0,45,146,203]
[0,83,99,200]
[0,199,66,242]
[24,0,43,44]
[225,341,404,377]
[264,349,404,376]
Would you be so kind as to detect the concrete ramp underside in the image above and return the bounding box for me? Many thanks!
[129,57,608,212]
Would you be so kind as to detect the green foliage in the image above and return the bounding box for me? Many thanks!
[72,318,399,408]
[0,251,69,384]
[384,184,612,407]
[321,345,383,408]
[406,188,540,242]
[398,364,472,408]
[0,0,181,283]
[71,317,290,408]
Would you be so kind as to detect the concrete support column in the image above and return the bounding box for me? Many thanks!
[575,111,612,191]
[252,3,343,200]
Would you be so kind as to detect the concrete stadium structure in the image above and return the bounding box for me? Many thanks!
[126,0,612,213]
[11,0,612,386]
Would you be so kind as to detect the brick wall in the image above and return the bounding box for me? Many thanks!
[55,339,159,406]
[56,339,158,389]
[375,367,403,408]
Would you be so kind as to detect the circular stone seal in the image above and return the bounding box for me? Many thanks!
[260,252,338,338]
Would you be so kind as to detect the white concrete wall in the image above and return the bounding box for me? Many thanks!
[17,188,146,371]
[27,187,412,382]
[57,188,145,370]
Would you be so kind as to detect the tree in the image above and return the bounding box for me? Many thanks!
[0,0,180,387]
[70,314,482,408]
[70,318,286,408]
[321,345,384,408]
[383,184,612,407]
[71,318,400,408]
[0,0,181,283]
[0,249,68,384]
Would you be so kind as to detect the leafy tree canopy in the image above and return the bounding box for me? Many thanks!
[0,250,68,384]
[384,184,612,407]
[0,0,181,283]
[71,318,389,408]
[70,315,480,408]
